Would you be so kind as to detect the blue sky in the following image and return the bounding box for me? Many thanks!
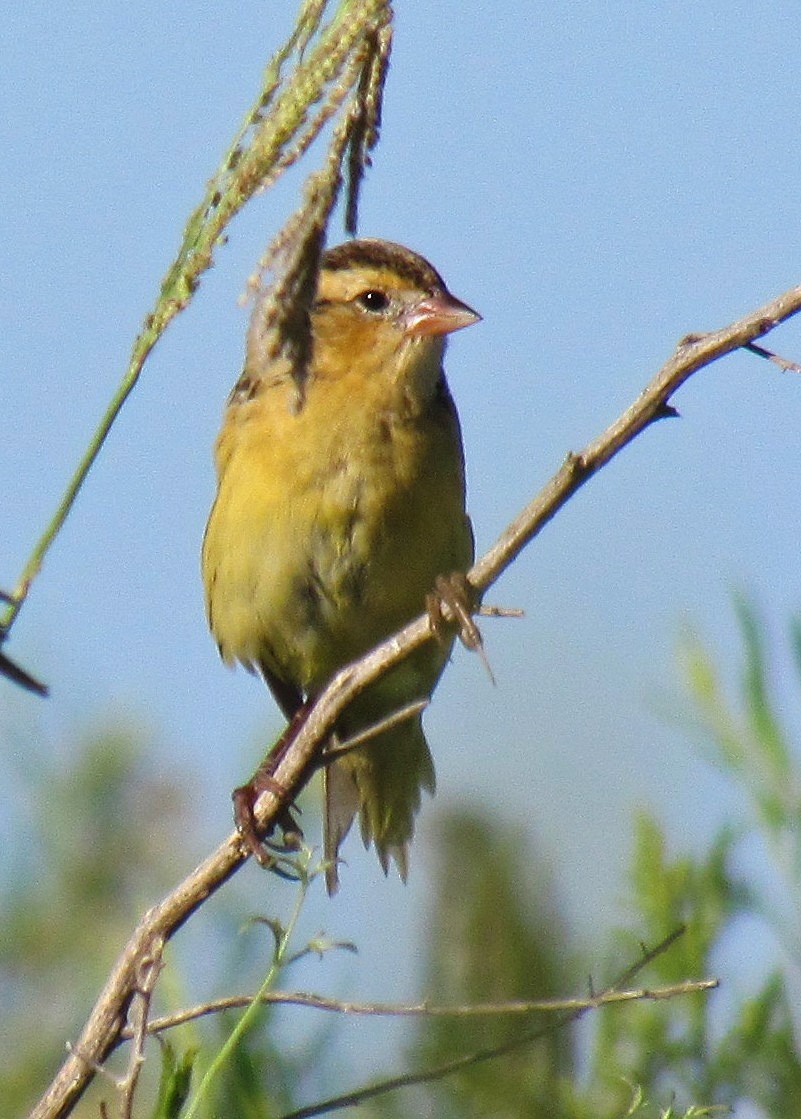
[2,0,801,1041]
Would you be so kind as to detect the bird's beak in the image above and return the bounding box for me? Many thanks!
[404,292,482,337]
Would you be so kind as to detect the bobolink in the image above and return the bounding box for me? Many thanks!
[203,238,479,891]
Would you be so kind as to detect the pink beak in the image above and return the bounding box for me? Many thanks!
[404,292,481,337]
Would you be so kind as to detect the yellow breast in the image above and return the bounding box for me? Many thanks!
[202,353,472,697]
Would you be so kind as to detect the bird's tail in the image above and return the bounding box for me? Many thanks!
[322,712,436,894]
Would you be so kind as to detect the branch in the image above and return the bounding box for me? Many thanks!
[276,927,702,1119]
[471,295,801,592]
[129,976,717,1037]
[25,282,801,1119]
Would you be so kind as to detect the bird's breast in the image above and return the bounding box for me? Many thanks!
[203,373,471,694]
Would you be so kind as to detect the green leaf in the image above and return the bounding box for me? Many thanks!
[152,1040,197,1119]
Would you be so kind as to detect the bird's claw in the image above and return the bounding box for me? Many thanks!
[427,572,495,684]
[232,777,304,872]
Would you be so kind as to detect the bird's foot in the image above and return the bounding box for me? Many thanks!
[427,572,495,684]
[232,706,308,874]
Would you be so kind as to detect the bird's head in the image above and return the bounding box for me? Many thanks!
[311,239,480,406]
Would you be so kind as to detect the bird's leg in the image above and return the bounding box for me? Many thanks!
[428,572,481,648]
[232,704,309,869]
[427,572,495,684]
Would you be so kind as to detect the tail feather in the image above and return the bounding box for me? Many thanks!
[322,714,435,894]
[323,755,360,894]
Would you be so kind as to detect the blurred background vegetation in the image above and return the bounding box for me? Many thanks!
[4,599,801,1118]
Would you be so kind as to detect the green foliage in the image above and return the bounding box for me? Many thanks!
[181,846,328,1119]
[680,594,801,886]
[206,1018,294,1119]
[585,598,801,1116]
[152,1042,196,1119]
[405,811,580,1119]
[0,724,189,1116]
[590,816,737,1113]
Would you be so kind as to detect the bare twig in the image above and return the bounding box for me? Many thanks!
[116,936,165,1119]
[314,699,429,765]
[26,282,801,1119]
[476,604,525,619]
[128,975,717,1038]
[744,340,801,373]
[470,292,801,594]
[276,927,699,1119]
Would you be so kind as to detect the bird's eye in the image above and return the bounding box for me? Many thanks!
[355,289,389,313]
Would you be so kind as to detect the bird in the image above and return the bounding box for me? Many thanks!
[202,237,480,892]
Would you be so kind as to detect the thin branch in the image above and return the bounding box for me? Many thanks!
[277,927,696,1119]
[476,604,525,619]
[471,292,801,593]
[744,341,801,373]
[116,937,165,1119]
[314,699,428,765]
[25,282,801,1119]
[129,976,718,1038]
